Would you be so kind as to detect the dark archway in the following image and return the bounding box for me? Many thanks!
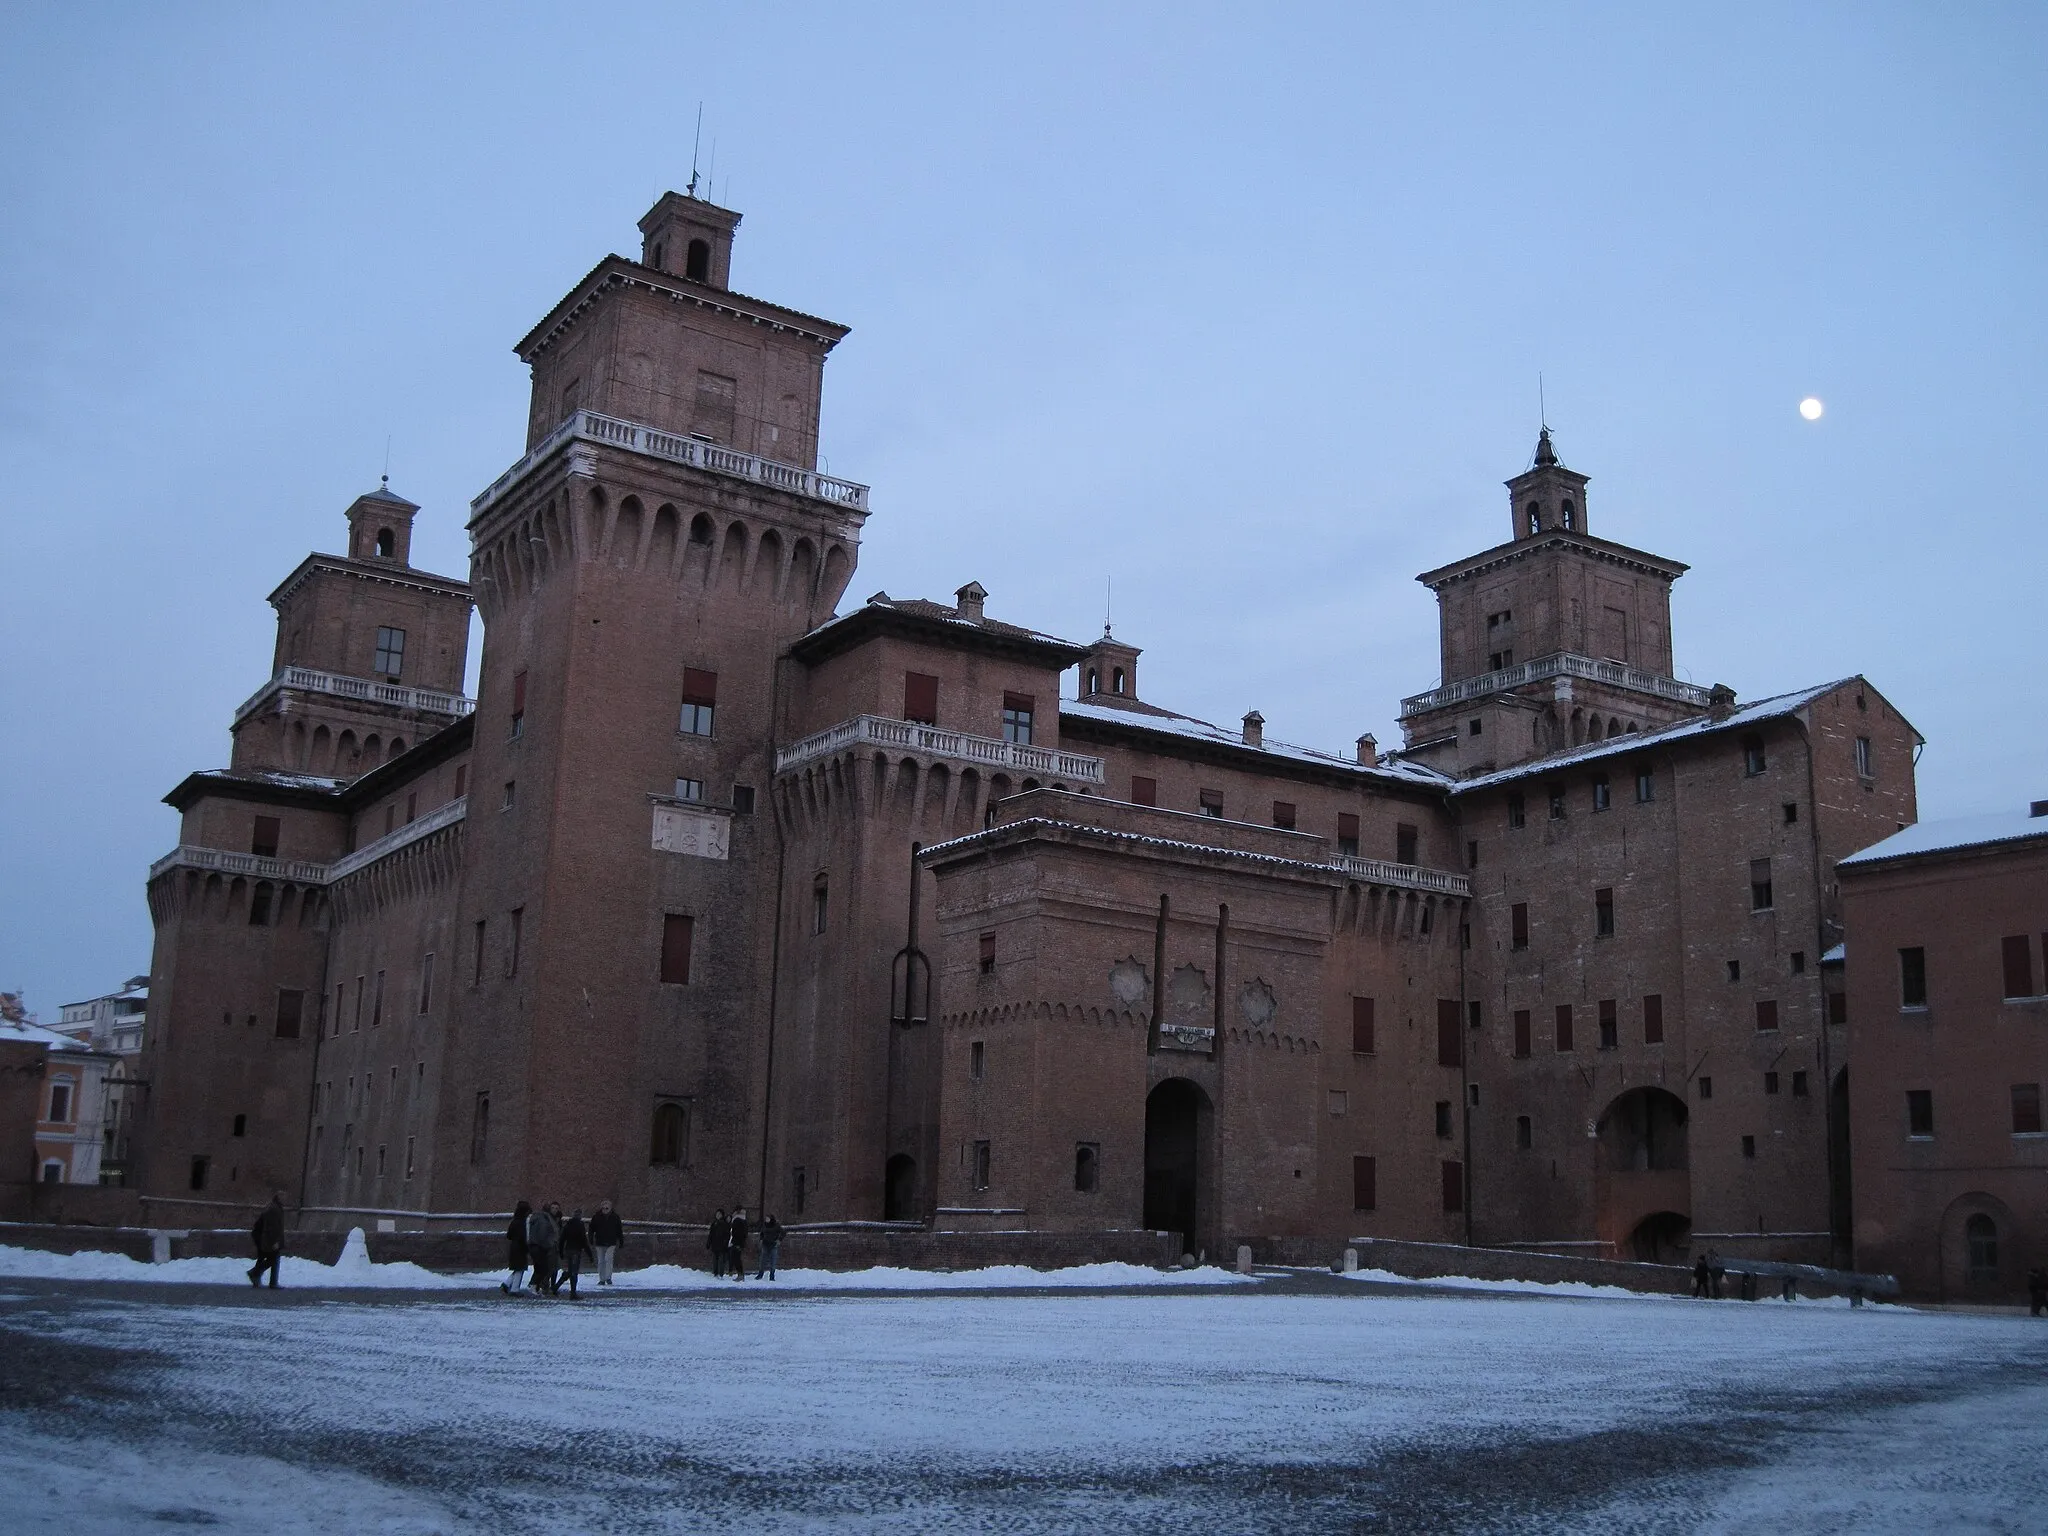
[883,1154,917,1221]
[1598,1087,1689,1171]
[1630,1210,1691,1264]
[1144,1078,1212,1256]
[685,238,711,282]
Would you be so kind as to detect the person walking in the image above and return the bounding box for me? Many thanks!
[756,1213,783,1280]
[247,1191,286,1289]
[707,1208,729,1278]
[590,1200,624,1286]
[1692,1253,1711,1299]
[2028,1266,2047,1317]
[559,1208,592,1298]
[526,1201,561,1296]
[503,1200,532,1294]
[727,1207,749,1281]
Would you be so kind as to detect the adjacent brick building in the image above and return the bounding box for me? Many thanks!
[132,193,1924,1267]
[1841,807,2048,1300]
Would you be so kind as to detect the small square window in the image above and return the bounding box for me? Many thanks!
[1592,775,1611,812]
[1506,793,1526,830]
[1272,801,1297,830]
[969,1040,985,1080]
[732,784,756,814]
[1791,1071,1809,1097]
[1198,790,1224,818]
[1727,959,1741,983]
[1899,947,1927,1008]
[1906,1089,1934,1137]
[1547,788,1566,820]
[1635,768,1655,804]
[674,778,704,802]
[1783,801,1799,825]
[1130,775,1158,808]
[1764,1071,1780,1095]
[1698,1076,1714,1100]
[1595,888,1615,938]
[1790,951,1805,975]
[1468,718,1483,737]
[1434,1101,1453,1139]
[373,626,406,679]
[1741,1135,1756,1159]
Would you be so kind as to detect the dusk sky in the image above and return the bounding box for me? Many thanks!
[3,4,2042,1015]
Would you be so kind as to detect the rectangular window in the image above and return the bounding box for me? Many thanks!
[1351,996,1374,1055]
[1595,887,1614,937]
[1548,787,1566,820]
[812,880,828,935]
[972,1140,991,1191]
[470,1093,489,1163]
[1592,775,1611,812]
[1728,959,1741,982]
[1396,824,1418,864]
[661,914,694,985]
[384,805,396,837]
[1764,1071,1780,1095]
[501,780,516,810]
[1756,999,1779,1032]
[1741,1135,1756,1159]
[251,816,280,858]
[370,971,385,1028]
[1598,998,1617,1051]
[1790,950,1806,975]
[1337,812,1360,856]
[1750,858,1774,912]
[1130,775,1158,808]
[674,778,704,802]
[978,931,996,975]
[48,1082,72,1122]
[1855,735,1873,778]
[374,626,406,679]
[189,1155,209,1191]
[1001,692,1035,745]
[1272,801,1297,831]
[1468,718,1483,737]
[1555,1004,1574,1053]
[2003,936,2036,1000]
[732,784,756,814]
[405,1137,415,1180]
[1635,768,1654,804]
[1906,1089,1934,1138]
[969,1040,985,1080]
[511,669,527,738]
[1506,792,1525,829]
[1436,999,1462,1068]
[1792,1070,1809,1097]
[1698,1076,1714,1100]
[405,791,417,824]
[454,764,467,800]
[352,976,364,1032]
[903,671,940,726]
[266,987,303,1040]
[506,909,523,978]
[680,668,718,735]
[472,920,486,986]
[1516,1115,1533,1149]
[1510,903,1529,950]
[1513,1008,1531,1058]
[1783,800,1799,825]
[1435,1101,1453,1139]
[1336,1152,1369,1214]
[1198,789,1223,818]
[1441,1159,1465,1214]
[2014,1083,2043,1136]
[793,1167,807,1215]
[1743,736,1767,776]
[1900,947,1927,1008]
[1643,993,1664,1045]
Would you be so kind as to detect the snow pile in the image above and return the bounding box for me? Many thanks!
[1339,1265,1885,1305]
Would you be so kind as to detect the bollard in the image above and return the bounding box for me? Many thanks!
[376,1218,397,1234]
[1235,1245,1253,1275]
[1343,1247,1359,1273]
[150,1232,171,1265]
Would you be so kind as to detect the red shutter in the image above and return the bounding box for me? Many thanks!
[1273,801,1296,830]
[904,672,939,724]
[1513,1009,1531,1057]
[1756,999,1779,1032]
[661,914,694,985]
[1440,1159,1465,1213]
[2003,935,2035,999]
[1555,1004,1574,1052]
[1002,691,1034,714]
[1437,999,1462,1068]
[1352,1155,1376,1212]
[1351,996,1374,1054]
[1643,993,1664,1044]
[1337,812,1359,842]
[251,816,280,858]
[1130,776,1158,807]
[512,669,528,713]
[681,669,718,706]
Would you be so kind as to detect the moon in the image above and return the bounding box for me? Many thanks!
[1799,397,1824,421]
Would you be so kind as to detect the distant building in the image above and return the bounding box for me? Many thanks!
[1842,806,2048,1300]
[55,976,148,1184]
[1,1011,117,1186]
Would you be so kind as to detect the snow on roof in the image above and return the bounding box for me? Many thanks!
[1059,697,1452,788]
[1838,808,2048,869]
[1821,944,1845,965]
[188,768,344,793]
[0,1016,95,1053]
[920,815,1343,876]
[1450,679,1854,794]
[800,593,1083,651]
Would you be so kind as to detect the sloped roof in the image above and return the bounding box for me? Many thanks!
[1838,808,2048,869]
[791,593,1090,664]
[1059,698,1453,789]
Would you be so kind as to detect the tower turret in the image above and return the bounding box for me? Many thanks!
[1506,427,1591,540]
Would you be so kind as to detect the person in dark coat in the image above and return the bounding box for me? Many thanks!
[526,1202,561,1296]
[503,1200,532,1294]
[2028,1266,2047,1317]
[756,1214,783,1280]
[1692,1254,1711,1298]
[590,1200,624,1286]
[558,1209,592,1298]
[727,1207,749,1281]
[247,1191,286,1289]
[707,1208,729,1278]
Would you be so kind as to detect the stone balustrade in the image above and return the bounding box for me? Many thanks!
[776,714,1107,784]
[1331,855,1472,898]
[149,797,466,888]
[235,667,475,726]
[470,408,870,520]
[1399,652,1713,720]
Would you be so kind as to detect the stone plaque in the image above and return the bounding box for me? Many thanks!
[1239,977,1277,1028]
[652,805,730,861]
[1108,956,1149,1007]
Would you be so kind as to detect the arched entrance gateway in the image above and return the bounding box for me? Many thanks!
[1595,1087,1691,1261]
[1143,1078,1215,1257]
[883,1154,917,1221]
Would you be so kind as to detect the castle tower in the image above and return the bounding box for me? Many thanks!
[1396,430,1707,776]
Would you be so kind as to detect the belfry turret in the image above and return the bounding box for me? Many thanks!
[1506,427,1591,540]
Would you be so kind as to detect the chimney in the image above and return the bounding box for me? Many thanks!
[954,581,987,623]
[1242,710,1265,748]
[1707,683,1737,720]
[1356,733,1378,766]
[2030,799,2047,819]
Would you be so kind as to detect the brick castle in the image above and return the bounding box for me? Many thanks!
[133,193,1922,1267]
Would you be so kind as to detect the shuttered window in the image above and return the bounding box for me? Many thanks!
[904,672,939,725]
[1643,992,1664,1044]
[1336,812,1359,856]
[660,914,694,985]
[1352,1155,1376,1212]
[1130,776,1158,807]
[1756,999,1779,1033]
[1555,1004,1574,1052]
[2003,936,2036,1000]
[1272,801,1296,830]
[1351,996,1374,1054]
[251,816,280,858]
[1436,999,1462,1068]
[1513,1009,1531,1058]
[1511,903,1529,950]
[680,669,718,736]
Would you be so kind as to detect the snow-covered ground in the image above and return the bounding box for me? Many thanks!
[4,1264,2045,1532]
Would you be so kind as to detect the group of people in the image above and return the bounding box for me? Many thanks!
[503,1199,626,1297]
[707,1207,785,1280]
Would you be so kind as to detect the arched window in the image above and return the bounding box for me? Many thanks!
[1074,1143,1100,1193]
[248,882,274,927]
[1966,1213,1998,1273]
[1526,502,1543,535]
[649,1102,686,1166]
[685,239,710,282]
[1113,667,1126,694]
[375,527,395,557]
[651,241,665,270]
[1561,498,1576,530]
[1086,667,1099,694]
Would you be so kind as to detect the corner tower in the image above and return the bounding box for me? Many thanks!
[1397,430,1711,776]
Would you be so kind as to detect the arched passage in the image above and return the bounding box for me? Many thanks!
[884,1153,917,1221]
[1595,1086,1690,1259]
[1144,1077,1214,1257]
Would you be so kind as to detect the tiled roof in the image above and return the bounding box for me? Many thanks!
[1059,698,1452,788]
[1838,808,2048,869]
